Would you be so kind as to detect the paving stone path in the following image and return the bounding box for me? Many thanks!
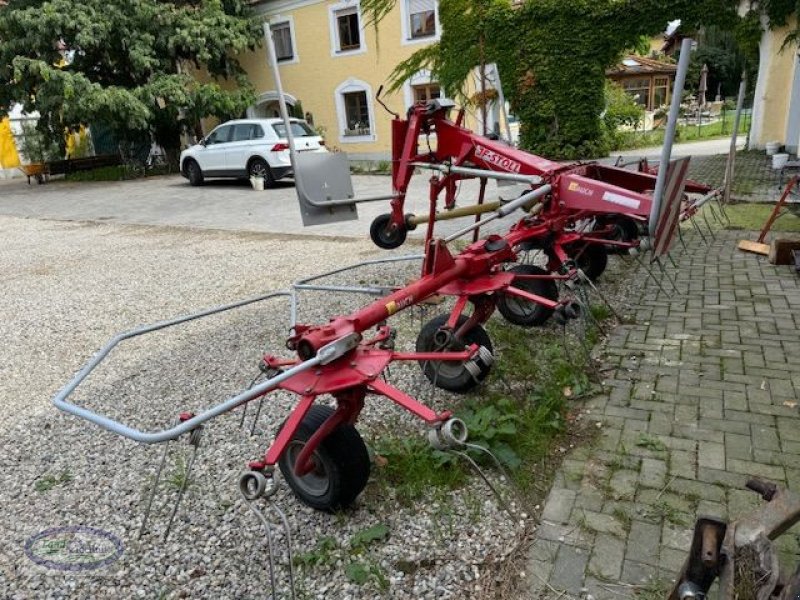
[526,230,800,599]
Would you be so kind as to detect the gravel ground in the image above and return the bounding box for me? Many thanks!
[0,215,529,599]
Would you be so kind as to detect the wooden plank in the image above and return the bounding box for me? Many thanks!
[737,240,770,255]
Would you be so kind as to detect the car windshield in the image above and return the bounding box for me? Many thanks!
[272,122,315,138]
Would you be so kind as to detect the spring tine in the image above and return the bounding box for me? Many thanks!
[268,503,297,600]
[240,372,262,428]
[633,254,671,297]
[249,396,266,436]
[706,200,723,225]
[240,491,278,599]
[451,449,516,519]
[163,428,203,542]
[572,290,607,338]
[653,257,680,294]
[138,440,171,539]
[715,196,731,224]
[463,442,526,508]
[666,251,679,270]
[701,209,717,240]
[578,270,623,323]
[676,225,688,251]
[690,215,708,244]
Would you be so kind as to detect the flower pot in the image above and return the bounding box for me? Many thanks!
[250,175,265,191]
[765,141,781,156]
[772,153,790,170]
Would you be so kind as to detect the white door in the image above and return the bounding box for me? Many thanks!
[197,124,233,172]
[225,123,264,173]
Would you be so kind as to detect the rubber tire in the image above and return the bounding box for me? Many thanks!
[574,244,608,281]
[497,265,558,327]
[415,314,493,393]
[248,157,276,188]
[277,405,370,512]
[184,159,204,186]
[601,217,639,255]
[370,213,407,249]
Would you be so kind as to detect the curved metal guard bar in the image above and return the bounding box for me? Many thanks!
[52,291,357,445]
[290,254,424,328]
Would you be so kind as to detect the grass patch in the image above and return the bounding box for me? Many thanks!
[373,314,604,504]
[635,433,666,452]
[721,202,800,233]
[295,525,391,591]
[34,470,73,492]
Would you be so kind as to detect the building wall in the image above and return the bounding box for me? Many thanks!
[239,0,441,160]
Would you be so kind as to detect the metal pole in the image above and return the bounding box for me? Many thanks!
[263,22,298,163]
[723,73,747,204]
[650,38,693,237]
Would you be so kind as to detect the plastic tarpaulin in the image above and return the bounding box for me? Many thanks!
[0,118,20,169]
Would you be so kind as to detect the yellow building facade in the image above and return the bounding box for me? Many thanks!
[241,0,446,160]
[749,17,800,153]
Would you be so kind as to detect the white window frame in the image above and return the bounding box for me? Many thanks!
[403,69,446,110]
[328,1,367,57]
[268,15,299,66]
[400,0,441,46]
[334,79,376,143]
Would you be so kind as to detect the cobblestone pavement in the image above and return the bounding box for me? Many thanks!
[527,230,800,599]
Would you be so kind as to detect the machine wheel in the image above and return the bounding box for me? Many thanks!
[415,314,493,393]
[497,265,558,327]
[277,405,370,511]
[601,217,640,254]
[370,214,407,249]
[573,244,608,281]
[248,158,275,188]
[184,159,204,186]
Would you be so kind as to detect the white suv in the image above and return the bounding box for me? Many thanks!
[179,118,326,187]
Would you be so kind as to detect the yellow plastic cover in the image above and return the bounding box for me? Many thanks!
[0,118,21,169]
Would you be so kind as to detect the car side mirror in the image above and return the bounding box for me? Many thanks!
[200,138,207,147]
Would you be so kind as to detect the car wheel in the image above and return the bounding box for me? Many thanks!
[184,159,204,186]
[248,158,275,188]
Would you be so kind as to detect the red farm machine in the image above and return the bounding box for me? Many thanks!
[52,34,731,599]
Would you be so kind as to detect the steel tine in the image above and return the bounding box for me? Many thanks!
[666,251,679,270]
[249,396,266,436]
[573,289,607,338]
[268,503,297,600]
[715,196,731,224]
[676,224,688,251]
[634,253,672,297]
[240,372,262,428]
[451,449,517,519]
[689,215,708,244]
[463,441,527,509]
[706,199,723,225]
[240,491,278,598]
[163,427,203,541]
[577,269,623,322]
[139,439,171,539]
[701,208,717,240]
[653,256,680,294]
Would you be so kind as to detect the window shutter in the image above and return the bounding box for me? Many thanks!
[408,0,435,14]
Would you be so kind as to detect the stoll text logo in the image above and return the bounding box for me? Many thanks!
[24,526,124,571]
